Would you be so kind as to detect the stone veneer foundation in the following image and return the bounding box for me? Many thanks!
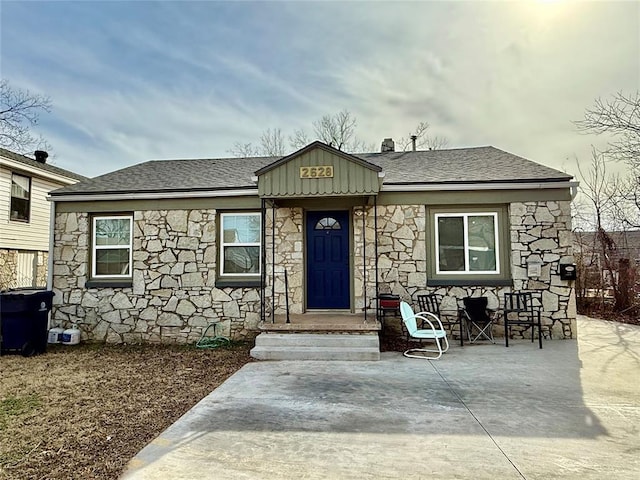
[51,200,575,344]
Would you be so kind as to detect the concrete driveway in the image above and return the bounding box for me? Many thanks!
[121,316,640,479]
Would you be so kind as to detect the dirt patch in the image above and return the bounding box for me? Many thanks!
[578,305,640,326]
[0,342,253,480]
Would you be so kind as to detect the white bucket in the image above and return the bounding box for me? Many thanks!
[62,325,81,345]
[48,327,64,344]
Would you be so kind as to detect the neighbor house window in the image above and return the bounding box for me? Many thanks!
[10,173,31,221]
[435,212,499,274]
[92,215,133,278]
[220,212,261,276]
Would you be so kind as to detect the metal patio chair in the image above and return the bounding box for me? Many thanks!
[461,296,496,344]
[417,293,464,346]
[503,292,543,349]
[399,301,449,360]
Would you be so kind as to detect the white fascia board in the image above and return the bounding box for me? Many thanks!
[48,188,258,202]
[0,157,79,185]
[381,181,578,192]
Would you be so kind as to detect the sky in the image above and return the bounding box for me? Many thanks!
[0,0,638,179]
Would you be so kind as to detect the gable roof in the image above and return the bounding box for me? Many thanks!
[256,141,383,198]
[255,141,382,176]
[50,145,572,198]
[0,147,87,182]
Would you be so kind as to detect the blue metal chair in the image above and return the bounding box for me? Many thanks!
[399,301,449,360]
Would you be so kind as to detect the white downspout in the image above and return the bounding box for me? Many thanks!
[46,198,56,329]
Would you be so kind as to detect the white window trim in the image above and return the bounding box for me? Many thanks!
[434,212,500,275]
[10,173,31,222]
[220,212,261,277]
[92,215,133,278]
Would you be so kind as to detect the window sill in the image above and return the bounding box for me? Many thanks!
[85,279,133,289]
[215,278,261,288]
[427,278,513,287]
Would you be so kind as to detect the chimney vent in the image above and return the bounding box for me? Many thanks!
[410,135,417,152]
[381,138,395,152]
[34,150,49,163]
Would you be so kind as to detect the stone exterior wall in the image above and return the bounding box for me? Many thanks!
[265,207,304,315]
[353,205,426,310]
[0,249,48,290]
[52,210,262,343]
[51,199,576,344]
[355,201,576,339]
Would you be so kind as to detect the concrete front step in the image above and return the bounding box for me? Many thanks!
[250,333,380,361]
[255,333,379,348]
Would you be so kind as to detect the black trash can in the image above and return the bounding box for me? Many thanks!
[0,290,55,357]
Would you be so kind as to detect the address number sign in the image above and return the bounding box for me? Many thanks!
[299,166,334,178]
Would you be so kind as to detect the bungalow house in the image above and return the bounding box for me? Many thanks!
[48,140,578,354]
[0,148,85,290]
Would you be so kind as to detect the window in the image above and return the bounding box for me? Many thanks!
[435,213,499,274]
[315,217,341,230]
[220,212,261,276]
[10,173,31,221]
[427,206,510,286]
[92,215,133,278]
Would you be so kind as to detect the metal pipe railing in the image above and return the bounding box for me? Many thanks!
[284,268,290,323]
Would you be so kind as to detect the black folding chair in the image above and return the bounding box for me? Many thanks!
[416,293,464,346]
[503,292,542,349]
[461,296,495,344]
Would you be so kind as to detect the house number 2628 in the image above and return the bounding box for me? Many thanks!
[300,166,334,178]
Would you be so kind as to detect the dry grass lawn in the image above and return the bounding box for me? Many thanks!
[0,342,253,480]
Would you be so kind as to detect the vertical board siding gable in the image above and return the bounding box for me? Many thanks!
[258,148,379,198]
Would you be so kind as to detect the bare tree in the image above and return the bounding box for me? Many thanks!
[576,148,619,231]
[230,109,447,157]
[576,148,634,311]
[0,79,52,154]
[229,142,260,158]
[611,163,640,229]
[396,121,449,151]
[229,128,286,157]
[575,91,640,164]
[259,128,286,156]
[310,110,369,152]
[288,128,311,150]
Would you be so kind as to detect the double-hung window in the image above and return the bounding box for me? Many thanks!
[220,212,261,276]
[10,173,31,222]
[92,215,133,278]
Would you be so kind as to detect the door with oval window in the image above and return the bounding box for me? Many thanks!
[306,210,350,309]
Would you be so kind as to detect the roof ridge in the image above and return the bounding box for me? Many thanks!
[0,146,87,180]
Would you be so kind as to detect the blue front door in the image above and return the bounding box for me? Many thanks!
[306,210,350,309]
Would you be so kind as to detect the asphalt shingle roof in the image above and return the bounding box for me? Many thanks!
[0,147,87,182]
[50,146,572,197]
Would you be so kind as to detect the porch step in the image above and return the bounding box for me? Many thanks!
[250,333,380,361]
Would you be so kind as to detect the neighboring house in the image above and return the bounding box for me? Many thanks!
[48,140,578,344]
[0,148,86,290]
[574,230,640,294]
[574,230,640,267]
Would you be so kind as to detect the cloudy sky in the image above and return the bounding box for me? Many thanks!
[1,0,638,179]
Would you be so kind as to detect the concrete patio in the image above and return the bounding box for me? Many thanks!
[121,316,640,479]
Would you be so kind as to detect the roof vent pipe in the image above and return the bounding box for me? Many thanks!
[381,138,395,152]
[34,150,49,163]
[410,135,417,152]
